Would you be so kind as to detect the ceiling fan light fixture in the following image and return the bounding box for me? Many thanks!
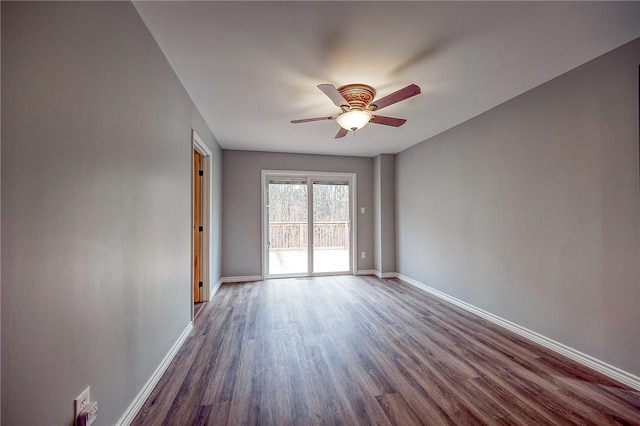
[291,82,420,137]
[336,109,372,131]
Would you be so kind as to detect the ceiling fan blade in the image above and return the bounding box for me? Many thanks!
[318,84,350,108]
[335,128,349,139]
[370,115,407,127]
[291,116,333,124]
[370,84,421,111]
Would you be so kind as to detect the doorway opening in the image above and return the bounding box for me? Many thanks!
[192,130,212,319]
[262,171,356,278]
[193,149,203,311]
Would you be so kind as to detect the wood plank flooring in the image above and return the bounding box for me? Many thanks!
[132,276,640,425]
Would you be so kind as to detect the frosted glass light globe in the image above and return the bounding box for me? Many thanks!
[336,110,372,131]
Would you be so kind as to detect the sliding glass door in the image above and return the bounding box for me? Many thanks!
[267,179,308,275]
[312,181,350,274]
[264,173,354,278]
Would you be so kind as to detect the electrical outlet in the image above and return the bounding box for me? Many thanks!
[361,251,366,259]
[74,386,90,422]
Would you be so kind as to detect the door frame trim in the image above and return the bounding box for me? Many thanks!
[192,130,212,315]
[261,170,357,279]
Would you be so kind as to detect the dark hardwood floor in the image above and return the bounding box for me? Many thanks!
[132,276,640,425]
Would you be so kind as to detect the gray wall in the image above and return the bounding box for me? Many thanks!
[396,38,640,376]
[374,157,381,272]
[1,2,220,425]
[373,154,396,274]
[0,3,2,421]
[222,150,374,277]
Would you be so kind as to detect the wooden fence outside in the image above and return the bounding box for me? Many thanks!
[269,222,349,250]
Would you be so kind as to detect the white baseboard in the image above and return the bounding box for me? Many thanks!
[210,277,222,296]
[359,270,398,279]
[379,272,397,279]
[116,322,194,426]
[221,275,262,283]
[395,273,640,392]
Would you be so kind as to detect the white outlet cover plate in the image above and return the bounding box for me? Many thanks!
[74,386,91,421]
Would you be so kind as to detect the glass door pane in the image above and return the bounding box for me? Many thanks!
[268,181,308,275]
[312,182,350,273]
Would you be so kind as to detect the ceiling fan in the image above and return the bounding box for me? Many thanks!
[291,83,421,138]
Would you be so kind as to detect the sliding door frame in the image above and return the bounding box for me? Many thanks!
[261,170,357,279]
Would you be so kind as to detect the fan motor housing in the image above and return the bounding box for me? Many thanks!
[338,84,376,110]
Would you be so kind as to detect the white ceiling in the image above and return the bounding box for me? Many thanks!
[134,1,640,157]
